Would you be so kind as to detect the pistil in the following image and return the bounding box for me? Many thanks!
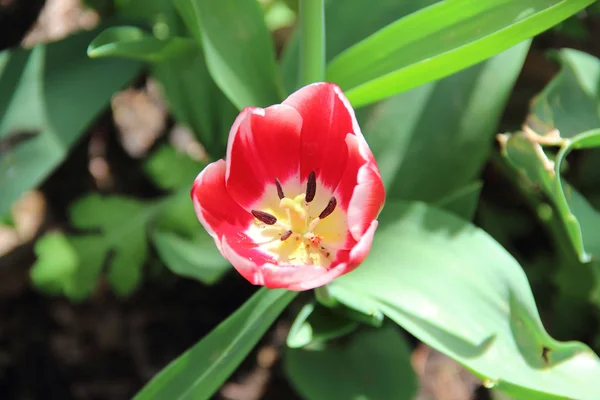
[280,194,308,232]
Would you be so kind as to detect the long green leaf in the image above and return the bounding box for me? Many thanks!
[95,0,236,155]
[433,181,483,220]
[134,287,297,400]
[281,0,440,93]
[87,26,195,62]
[326,0,595,108]
[333,201,600,399]
[357,41,528,204]
[151,47,237,155]
[174,0,282,109]
[0,28,141,214]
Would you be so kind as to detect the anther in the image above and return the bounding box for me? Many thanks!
[251,210,277,225]
[280,230,293,241]
[275,178,285,200]
[305,171,316,203]
[319,197,337,219]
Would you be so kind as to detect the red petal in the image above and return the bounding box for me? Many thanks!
[283,82,360,192]
[261,263,330,290]
[225,105,303,209]
[347,162,386,241]
[191,160,253,247]
[347,220,378,267]
[334,134,368,210]
[221,236,276,286]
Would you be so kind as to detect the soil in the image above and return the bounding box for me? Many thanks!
[1,1,600,400]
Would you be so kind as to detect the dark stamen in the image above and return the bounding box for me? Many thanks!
[280,230,293,241]
[275,178,285,199]
[319,197,337,219]
[305,171,316,202]
[251,210,277,225]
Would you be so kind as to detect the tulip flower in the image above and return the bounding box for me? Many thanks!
[191,83,385,291]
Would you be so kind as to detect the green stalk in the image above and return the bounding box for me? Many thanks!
[299,0,325,86]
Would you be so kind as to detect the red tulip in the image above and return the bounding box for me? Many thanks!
[191,83,385,291]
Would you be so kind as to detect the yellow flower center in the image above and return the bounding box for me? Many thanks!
[248,172,345,267]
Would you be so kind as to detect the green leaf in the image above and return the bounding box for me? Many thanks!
[31,194,160,300]
[326,0,594,108]
[88,26,195,62]
[281,0,441,93]
[553,13,590,41]
[0,48,49,215]
[134,287,297,400]
[505,47,600,263]
[151,46,237,155]
[88,8,239,155]
[114,0,183,32]
[152,230,230,285]
[500,129,600,263]
[263,0,296,32]
[84,0,114,16]
[554,130,600,261]
[358,41,528,203]
[433,181,483,220]
[143,144,205,190]
[563,131,600,149]
[501,134,555,195]
[103,1,236,153]
[332,201,600,400]
[155,189,204,238]
[68,194,158,297]
[528,49,600,138]
[0,28,141,215]
[315,285,384,328]
[0,212,13,226]
[286,301,359,349]
[30,232,78,294]
[498,128,600,330]
[285,325,417,400]
[174,0,282,109]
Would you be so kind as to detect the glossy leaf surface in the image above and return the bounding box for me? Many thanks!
[134,288,296,400]
[326,0,594,107]
[333,201,600,400]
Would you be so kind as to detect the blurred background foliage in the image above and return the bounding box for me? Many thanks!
[2,0,600,399]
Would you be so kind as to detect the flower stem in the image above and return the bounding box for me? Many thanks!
[299,0,325,86]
